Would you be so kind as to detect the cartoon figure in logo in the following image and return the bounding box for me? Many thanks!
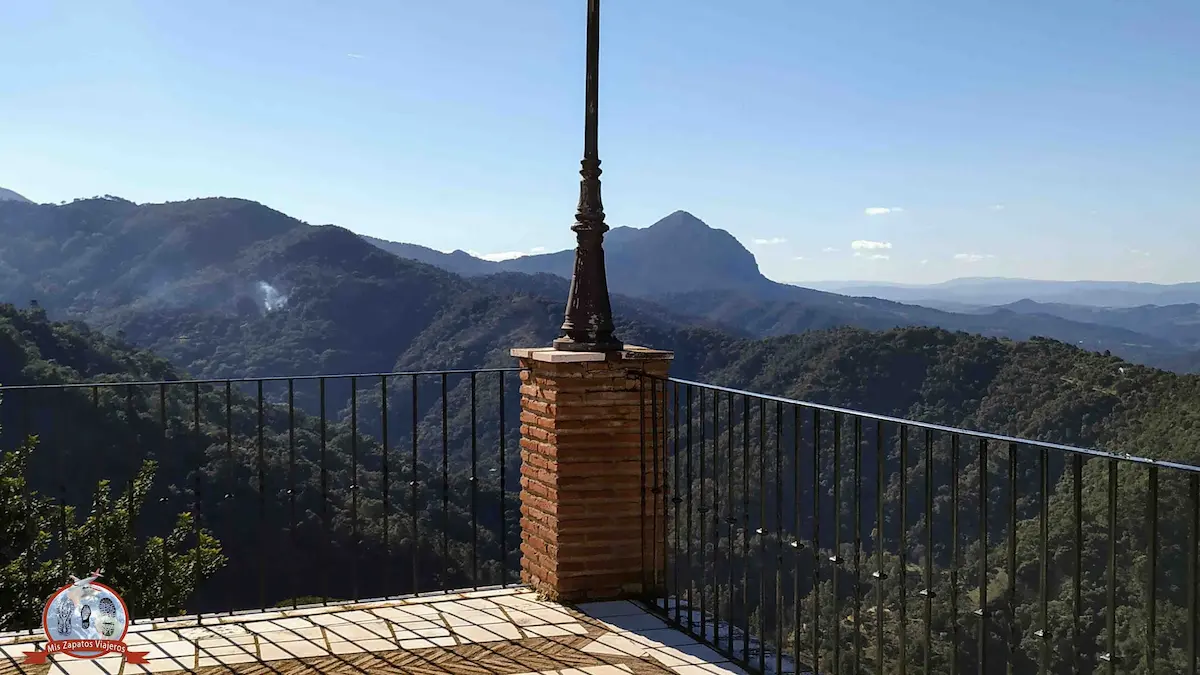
[79,604,91,630]
[97,597,118,638]
[54,599,73,634]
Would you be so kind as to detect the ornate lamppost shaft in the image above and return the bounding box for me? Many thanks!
[553,0,622,352]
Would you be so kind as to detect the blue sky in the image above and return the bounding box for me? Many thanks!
[2,0,1197,284]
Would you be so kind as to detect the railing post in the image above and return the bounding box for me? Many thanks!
[511,345,672,602]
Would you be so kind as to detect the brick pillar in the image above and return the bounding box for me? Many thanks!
[511,345,672,603]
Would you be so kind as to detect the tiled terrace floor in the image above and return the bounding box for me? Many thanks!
[0,588,749,675]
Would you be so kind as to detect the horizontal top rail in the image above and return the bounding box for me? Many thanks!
[652,374,1200,475]
[0,367,528,391]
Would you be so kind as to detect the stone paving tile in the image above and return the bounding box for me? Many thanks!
[0,588,753,675]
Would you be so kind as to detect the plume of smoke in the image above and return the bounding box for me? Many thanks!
[257,281,288,312]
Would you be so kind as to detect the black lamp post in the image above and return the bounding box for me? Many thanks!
[553,0,622,353]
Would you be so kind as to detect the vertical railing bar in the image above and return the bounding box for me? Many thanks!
[470,372,478,589]
[687,386,695,630]
[712,388,721,646]
[1039,445,1049,675]
[1146,465,1158,673]
[350,376,359,601]
[223,381,236,615]
[657,379,667,605]
[853,416,863,673]
[256,380,266,610]
[898,423,909,675]
[832,412,842,672]
[380,376,390,596]
[127,385,140,614]
[441,373,450,580]
[757,398,767,674]
[1006,441,1017,675]
[727,390,735,657]
[410,373,419,596]
[640,375,648,599]
[674,382,682,626]
[699,388,708,640]
[1072,453,1083,662]
[1106,460,1117,673]
[319,378,329,604]
[159,383,168,614]
[498,372,507,586]
[1189,473,1198,675]
[774,401,784,675]
[976,438,988,675]
[793,405,802,674]
[287,380,298,609]
[876,419,886,675]
[950,434,960,675]
[923,429,934,675]
[811,408,821,675]
[742,394,750,663]
[192,384,203,619]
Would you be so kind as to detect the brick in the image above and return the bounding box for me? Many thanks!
[515,349,672,602]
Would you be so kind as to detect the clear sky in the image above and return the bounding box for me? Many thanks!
[2,0,1198,284]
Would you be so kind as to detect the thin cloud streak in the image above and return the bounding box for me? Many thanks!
[851,240,892,250]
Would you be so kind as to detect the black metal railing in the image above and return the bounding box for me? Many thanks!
[640,376,1200,675]
[0,368,524,633]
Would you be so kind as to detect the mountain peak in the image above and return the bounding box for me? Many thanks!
[650,210,709,231]
[0,187,32,203]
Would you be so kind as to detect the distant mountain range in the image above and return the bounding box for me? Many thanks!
[362,210,770,297]
[805,277,1200,308]
[360,211,1200,371]
[1,195,1198,374]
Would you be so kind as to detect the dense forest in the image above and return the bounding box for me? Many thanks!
[0,305,516,630]
[658,329,1200,673]
[2,196,1199,673]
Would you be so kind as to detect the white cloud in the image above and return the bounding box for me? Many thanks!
[346,53,366,59]
[471,251,526,262]
[851,240,892,250]
[920,259,929,265]
[1130,248,1151,257]
[990,204,1005,211]
[868,254,890,260]
[467,245,553,261]
[753,237,787,246]
[864,207,893,216]
[793,256,805,260]
[821,247,839,253]
[953,253,996,263]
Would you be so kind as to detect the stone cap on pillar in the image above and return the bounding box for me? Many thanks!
[510,345,674,363]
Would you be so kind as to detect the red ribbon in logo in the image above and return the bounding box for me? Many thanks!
[23,640,149,664]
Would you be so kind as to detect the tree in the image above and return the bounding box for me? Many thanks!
[0,424,227,631]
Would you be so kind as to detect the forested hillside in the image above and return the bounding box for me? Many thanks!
[3,197,1193,382]
[0,305,514,630]
[3,196,1200,673]
[662,328,1200,673]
